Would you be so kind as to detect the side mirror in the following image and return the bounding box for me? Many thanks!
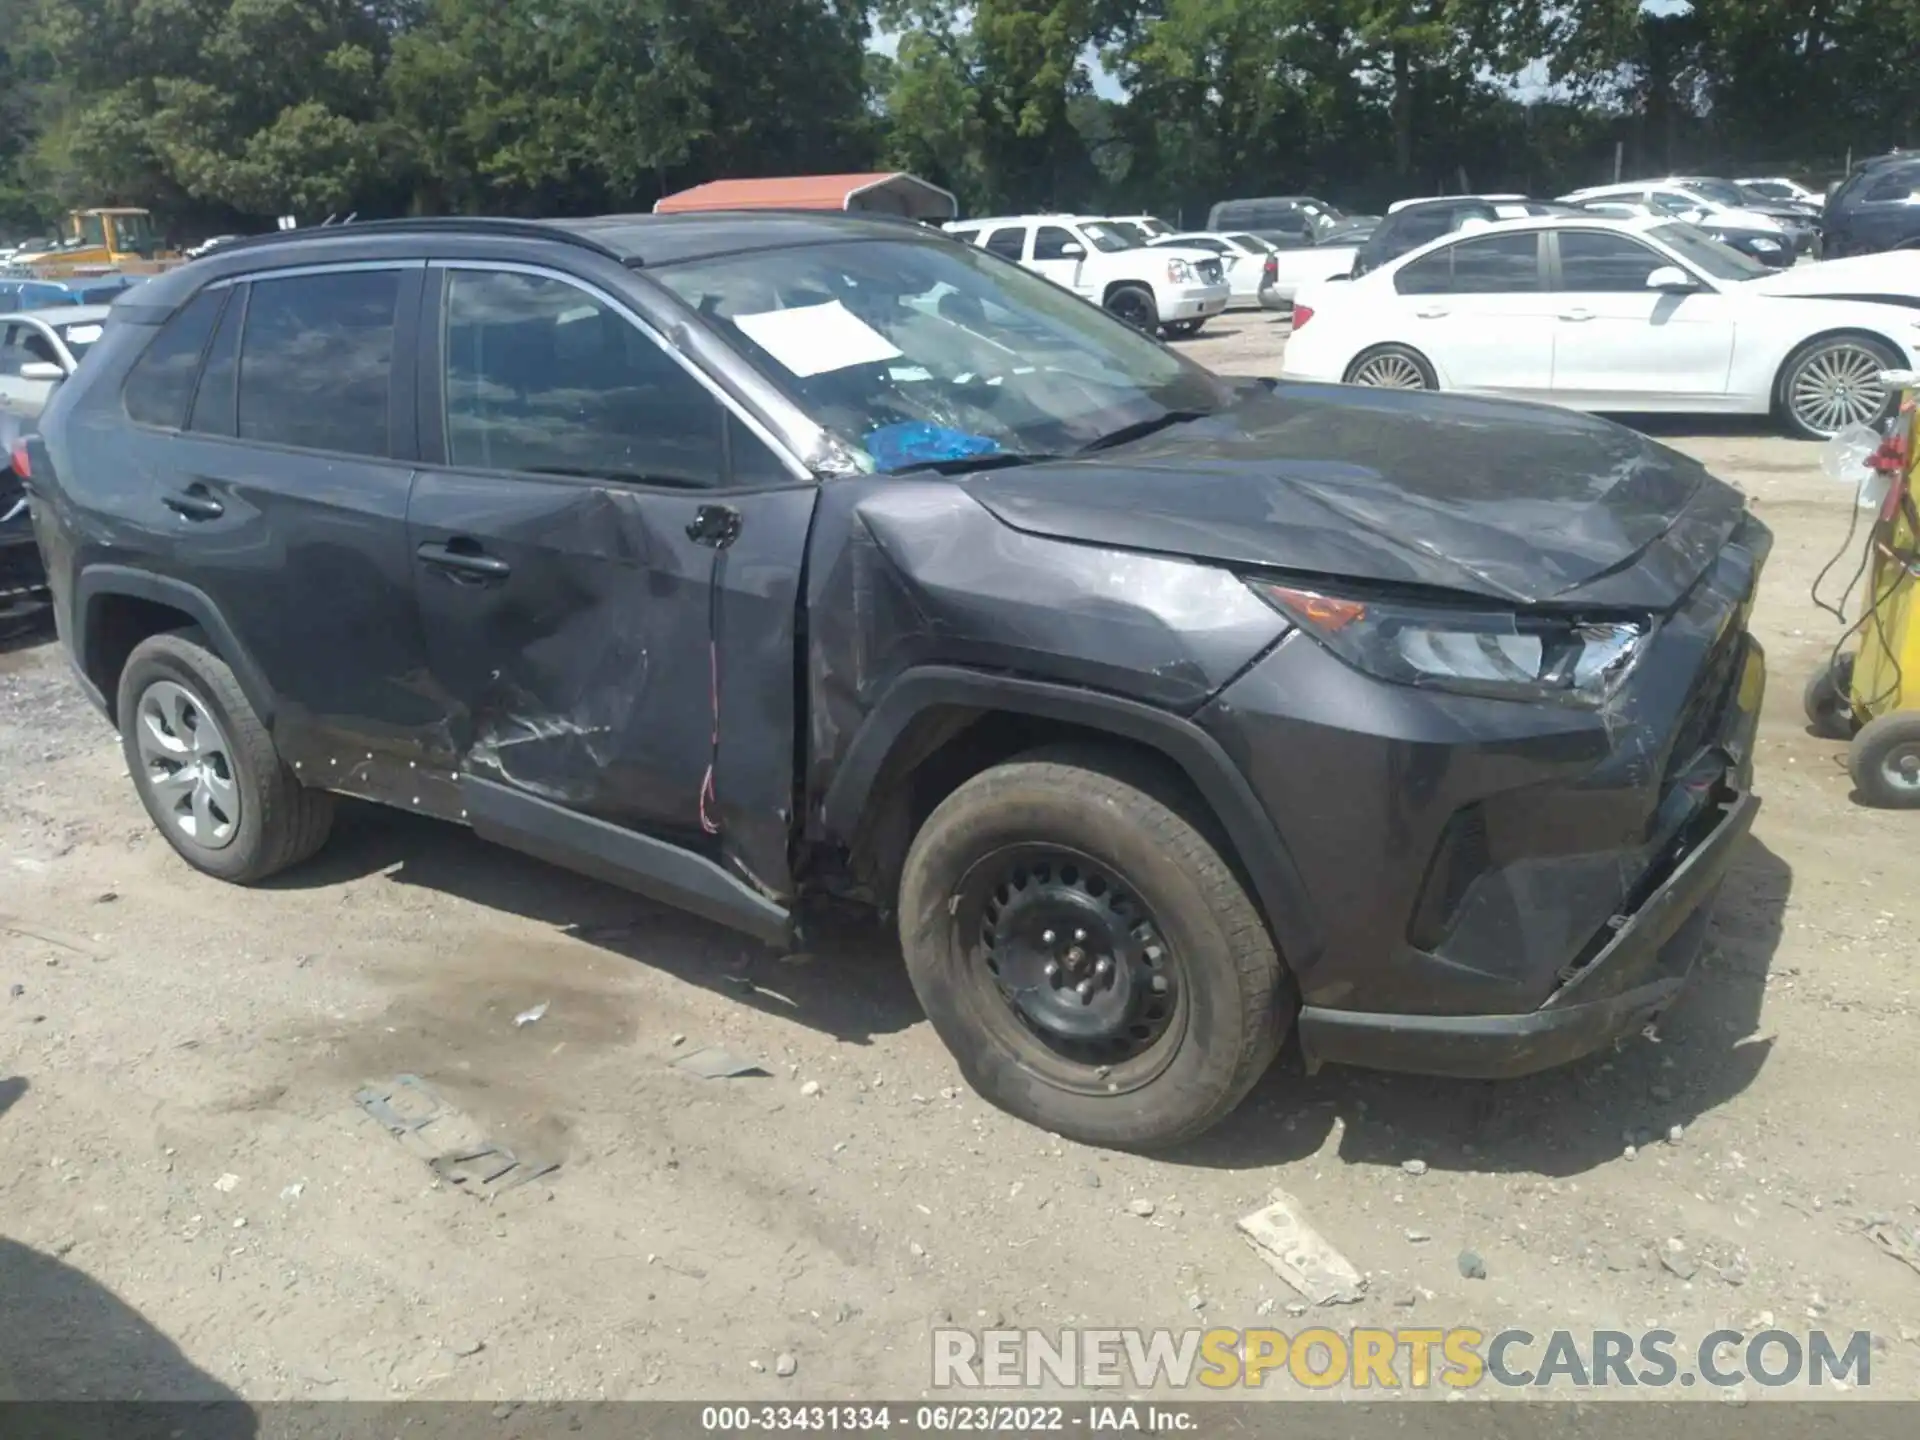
[1057,241,1085,258]
[18,360,66,381]
[1645,265,1697,293]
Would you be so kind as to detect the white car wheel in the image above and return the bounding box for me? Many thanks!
[1345,346,1437,390]
[1780,336,1899,440]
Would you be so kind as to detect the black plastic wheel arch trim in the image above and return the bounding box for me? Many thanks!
[462,776,792,947]
[819,666,1324,970]
[74,565,279,728]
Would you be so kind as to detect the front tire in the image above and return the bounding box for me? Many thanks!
[1777,333,1900,440]
[1849,712,1920,809]
[1345,344,1438,390]
[1104,283,1158,332]
[118,630,334,883]
[898,750,1291,1150]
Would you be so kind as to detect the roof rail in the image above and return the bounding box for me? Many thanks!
[204,216,631,264]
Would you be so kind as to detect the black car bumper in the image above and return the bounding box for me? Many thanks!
[1197,516,1768,1079]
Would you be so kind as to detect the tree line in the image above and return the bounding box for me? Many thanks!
[2,1,1916,240]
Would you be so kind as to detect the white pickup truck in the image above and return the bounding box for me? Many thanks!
[942,215,1231,336]
[1259,239,1362,302]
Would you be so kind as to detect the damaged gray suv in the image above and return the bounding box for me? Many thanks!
[23,213,1767,1149]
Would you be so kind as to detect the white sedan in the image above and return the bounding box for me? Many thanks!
[1282,215,1920,439]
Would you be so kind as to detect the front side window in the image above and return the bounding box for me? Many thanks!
[123,287,225,428]
[1555,230,1672,292]
[654,236,1231,470]
[1396,233,1540,294]
[238,269,399,456]
[1032,226,1080,260]
[441,269,780,488]
[1865,164,1920,202]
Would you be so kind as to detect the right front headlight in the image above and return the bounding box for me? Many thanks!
[1250,581,1652,706]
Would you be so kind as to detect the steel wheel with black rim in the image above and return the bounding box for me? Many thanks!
[898,747,1292,1150]
[1849,712,1920,809]
[1345,344,1437,390]
[117,629,334,882]
[1779,334,1899,440]
[1104,283,1158,332]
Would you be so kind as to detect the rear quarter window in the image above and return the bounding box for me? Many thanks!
[122,288,226,429]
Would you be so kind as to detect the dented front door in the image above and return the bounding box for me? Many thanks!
[406,264,817,899]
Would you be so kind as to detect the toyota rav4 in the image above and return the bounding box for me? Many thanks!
[21,213,1767,1149]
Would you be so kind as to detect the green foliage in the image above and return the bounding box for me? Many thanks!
[0,0,1916,239]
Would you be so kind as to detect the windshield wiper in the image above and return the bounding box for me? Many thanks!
[894,451,1062,476]
[1076,409,1212,454]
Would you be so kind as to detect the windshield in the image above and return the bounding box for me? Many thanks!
[655,238,1232,471]
[1079,222,1136,253]
[1681,179,1749,207]
[1742,181,1793,201]
[1228,233,1274,252]
[54,317,105,359]
[1649,223,1767,281]
[1102,221,1150,247]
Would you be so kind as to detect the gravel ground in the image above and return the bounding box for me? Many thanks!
[2,313,1918,1404]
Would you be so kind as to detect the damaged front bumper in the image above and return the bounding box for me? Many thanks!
[1198,519,1769,1081]
[1296,779,1757,1079]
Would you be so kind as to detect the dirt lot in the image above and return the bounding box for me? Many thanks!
[3,311,1918,1404]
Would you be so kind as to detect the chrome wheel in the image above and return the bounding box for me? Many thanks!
[1788,343,1890,438]
[1349,350,1431,389]
[135,680,241,850]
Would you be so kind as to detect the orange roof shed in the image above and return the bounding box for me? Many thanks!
[653,173,958,221]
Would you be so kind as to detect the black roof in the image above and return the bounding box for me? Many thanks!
[115,211,951,320]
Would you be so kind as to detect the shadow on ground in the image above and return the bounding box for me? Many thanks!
[1166,835,1792,1178]
[266,800,924,1046]
[0,1078,256,1431]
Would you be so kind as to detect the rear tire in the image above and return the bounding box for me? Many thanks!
[118,629,334,883]
[1802,653,1857,739]
[1849,712,1920,809]
[1344,344,1438,390]
[898,749,1291,1150]
[1104,283,1158,332]
[1776,333,1900,440]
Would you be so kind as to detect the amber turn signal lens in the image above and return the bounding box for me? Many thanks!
[1261,584,1367,631]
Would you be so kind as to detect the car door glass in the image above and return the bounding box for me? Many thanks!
[239,270,400,456]
[123,287,226,428]
[189,285,244,436]
[1865,166,1920,202]
[442,269,774,489]
[1557,231,1669,292]
[1032,226,1079,260]
[19,328,59,367]
[1396,234,1538,294]
[983,227,1025,260]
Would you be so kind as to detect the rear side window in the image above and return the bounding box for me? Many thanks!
[123,288,225,428]
[946,226,980,245]
[983,226,1025,260]
[440,268,776,488]
[1396,233,1540,294]
[238,269,400,456]
[188,285,244,436]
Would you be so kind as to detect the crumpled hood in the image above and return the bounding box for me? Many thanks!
[961,381,1749,609]
[1739,251,1920,304]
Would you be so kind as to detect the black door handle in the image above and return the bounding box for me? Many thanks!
[416,540,510,582]
[162,486,224,521]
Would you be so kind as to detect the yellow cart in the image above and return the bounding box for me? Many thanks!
[1803,373,1920,806]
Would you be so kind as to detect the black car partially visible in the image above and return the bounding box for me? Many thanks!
[1823,153,1920,256]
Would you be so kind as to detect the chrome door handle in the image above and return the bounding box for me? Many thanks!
[162,486,224,521]
[1559,308,1595,322]
[1415,306,1449,319]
